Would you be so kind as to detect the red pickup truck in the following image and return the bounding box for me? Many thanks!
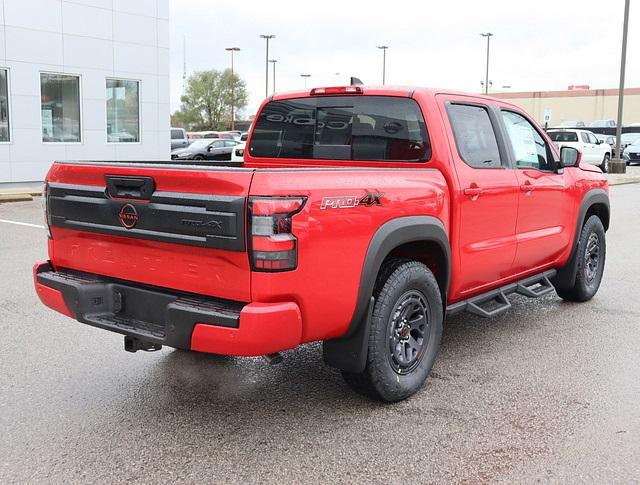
[34,86,609,402]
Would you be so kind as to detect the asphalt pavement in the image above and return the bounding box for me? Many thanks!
[1,186,639,483]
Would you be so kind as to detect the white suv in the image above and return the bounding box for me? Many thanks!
[547,129,612,172]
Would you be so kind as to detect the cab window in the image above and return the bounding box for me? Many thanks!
[501,111,554,171]
[249,96,430,162]
[447,104,502,168]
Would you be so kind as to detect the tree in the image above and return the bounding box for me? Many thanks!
[172,69,248,131]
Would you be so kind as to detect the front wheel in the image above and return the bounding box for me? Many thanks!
[341,260,443,402]
[555,215,606,302]
[600,153,610,173]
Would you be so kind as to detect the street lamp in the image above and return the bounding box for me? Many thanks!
[613,0,631,173]
[225,47,240,131]
[480,33,493,95]
[300,74,311,88]
[259,34,275,98]
[377,45,388,85]
[269,59,277,94]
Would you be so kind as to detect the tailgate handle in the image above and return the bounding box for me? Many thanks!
[105,176,155,200]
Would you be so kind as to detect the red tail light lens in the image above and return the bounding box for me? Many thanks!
[249,196,306,272]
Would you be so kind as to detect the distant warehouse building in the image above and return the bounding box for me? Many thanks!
[491,87,640,127]
[0,0,170,187]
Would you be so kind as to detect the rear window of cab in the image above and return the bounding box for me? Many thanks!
[248,96,431,162]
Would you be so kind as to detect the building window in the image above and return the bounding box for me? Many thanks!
[40,73,81,143]
[0,69,10,142]
[106,79,140,143]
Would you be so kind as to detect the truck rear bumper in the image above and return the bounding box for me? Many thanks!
[33,261,302,356]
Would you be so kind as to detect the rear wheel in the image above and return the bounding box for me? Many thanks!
[341,260,443,402]
[555,215,606,302]
[600,153,610,173]
[192,154,204,160]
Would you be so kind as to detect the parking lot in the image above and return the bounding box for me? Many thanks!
[1,184,639,483]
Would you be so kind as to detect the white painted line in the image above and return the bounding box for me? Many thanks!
[0,219,45,229]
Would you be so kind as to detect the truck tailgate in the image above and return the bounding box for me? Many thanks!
[45,162,254,302]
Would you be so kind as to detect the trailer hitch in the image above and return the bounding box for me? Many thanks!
[124,336,162,353]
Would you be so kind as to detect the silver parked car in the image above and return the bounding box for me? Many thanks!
[171,127,189,150]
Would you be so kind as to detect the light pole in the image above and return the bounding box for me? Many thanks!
[612,0,631,173]
[259,34,275,98]
[480,33,493,95]
[377,45,388,85]
[225,47,240,131]
[300,74,311,89]
[269,59,277,94]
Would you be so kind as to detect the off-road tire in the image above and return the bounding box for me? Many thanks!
[342,260,443,402]
[555,215,606,302]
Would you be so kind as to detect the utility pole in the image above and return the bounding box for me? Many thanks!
[225,47,240,131]
[269,59,277,94]
[300,74,311,88]
[612,0,631,174]
[480,33,493,95]
[182,35,187,93]
[377,45,388,85]
[259,34,275,98]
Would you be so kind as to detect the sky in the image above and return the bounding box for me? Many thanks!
[169,0,639,118]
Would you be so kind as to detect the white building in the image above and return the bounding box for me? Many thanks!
[0,0,170,187]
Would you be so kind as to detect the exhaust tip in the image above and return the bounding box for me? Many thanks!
[262,352,283,365]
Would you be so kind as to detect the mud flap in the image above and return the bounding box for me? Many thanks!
[322,297,374,373]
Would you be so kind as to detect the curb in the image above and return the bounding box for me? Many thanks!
[0,194,34,203]
[608,178,640,186]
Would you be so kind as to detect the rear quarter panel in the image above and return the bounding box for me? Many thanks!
[250,169,449,343]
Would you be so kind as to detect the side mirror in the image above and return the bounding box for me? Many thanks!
[560,146,581,168]
[207,146,213,152]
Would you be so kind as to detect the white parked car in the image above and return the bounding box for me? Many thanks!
[547,129,612,172]
[231,142,245,162]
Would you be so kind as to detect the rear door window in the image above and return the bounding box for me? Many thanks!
[249,96,430,162]
[447,104,502,168]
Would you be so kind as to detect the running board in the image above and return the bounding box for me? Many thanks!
[446,270,557,318]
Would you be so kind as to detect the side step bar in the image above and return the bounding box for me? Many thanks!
[446,270,557,318]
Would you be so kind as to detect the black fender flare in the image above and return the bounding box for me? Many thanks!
[322,216,450,373]
[552,188,610,289]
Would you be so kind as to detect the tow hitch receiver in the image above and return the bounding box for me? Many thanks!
[124,336,162,353]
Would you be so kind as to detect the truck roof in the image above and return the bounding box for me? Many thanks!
[270,85,509,103]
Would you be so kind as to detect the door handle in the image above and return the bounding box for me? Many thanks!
[464,185,483,199]
[520,181,534,193]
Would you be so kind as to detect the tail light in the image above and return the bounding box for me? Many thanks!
[42,182,52,239]
[249,196,306,272]
[310,86,363,96]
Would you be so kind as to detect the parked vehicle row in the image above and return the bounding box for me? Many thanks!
[171,138,239,160]
[554,120,640,129]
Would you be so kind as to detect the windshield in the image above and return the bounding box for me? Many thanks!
[547,131,578,142]
[249,96,430,162]
[622,134,640,144]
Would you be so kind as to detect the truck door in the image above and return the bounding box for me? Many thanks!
[442,99,519,297]
[499,109,572,272]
